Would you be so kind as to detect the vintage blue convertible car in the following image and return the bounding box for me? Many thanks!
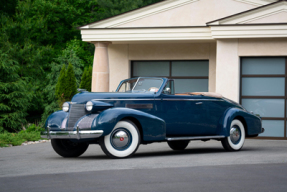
[41,77,264,158]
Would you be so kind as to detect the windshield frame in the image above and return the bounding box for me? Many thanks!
[116,77,165,93]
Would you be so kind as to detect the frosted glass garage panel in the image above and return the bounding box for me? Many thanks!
[242,77,285,96]
[174,79,208,93]
[242,58,285,75]
[241,99,284,117]
[133,61,169,77]
[172,61,209,76]
[260,120,284,137]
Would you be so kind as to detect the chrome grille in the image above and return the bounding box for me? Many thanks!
[77,114,98,130]
[67,104,87,130]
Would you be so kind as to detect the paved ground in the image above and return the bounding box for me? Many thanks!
[1,139,287,191]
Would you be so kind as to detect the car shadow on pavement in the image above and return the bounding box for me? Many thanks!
[133,147,226,158]
[68,147,258,160]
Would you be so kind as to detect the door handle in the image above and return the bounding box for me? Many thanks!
[196,102,203,105]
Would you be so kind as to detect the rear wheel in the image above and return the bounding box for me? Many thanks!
[167,140,189,150]
[99,120,141,158]
[221,119,245,151]
[51,139,89,157]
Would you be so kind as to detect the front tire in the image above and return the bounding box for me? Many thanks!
[99,120,141,158]
[221,119,245,151]
[51,139,89,157]
[167,140,189,150]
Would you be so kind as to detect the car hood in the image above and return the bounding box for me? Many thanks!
[71,92,155,104]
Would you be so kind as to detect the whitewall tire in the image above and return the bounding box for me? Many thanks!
[221,119,245,151]
[99,120,141,158]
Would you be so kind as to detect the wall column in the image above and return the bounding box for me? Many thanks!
[215,39,240,102]
[91,42,111,92]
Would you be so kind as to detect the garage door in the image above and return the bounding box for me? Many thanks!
[240,58,286,139]
[132,60,209,93]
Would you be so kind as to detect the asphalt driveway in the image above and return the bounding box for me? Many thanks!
[1,139,287,191]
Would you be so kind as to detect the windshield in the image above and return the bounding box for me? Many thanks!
[117,78,163,93]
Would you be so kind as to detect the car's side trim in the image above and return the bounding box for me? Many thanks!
[92,99,159,101]
[162,99,223,101]
[166,135,225,141]
[92,98,223,101]
[125,103,153,109]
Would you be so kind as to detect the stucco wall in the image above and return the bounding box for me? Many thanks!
[238,38,287,56]
[246,12,287,24]
[108,43,217,92]
[118,0,257,27]
[215,38,287,102]
[216,39,240,102]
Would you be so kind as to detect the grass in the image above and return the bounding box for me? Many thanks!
[0,124,46,147]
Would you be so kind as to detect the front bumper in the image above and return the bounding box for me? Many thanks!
[41,127,103,140]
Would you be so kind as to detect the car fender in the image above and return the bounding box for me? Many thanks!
[218,107,262,136]
[91,107,166,141]
[44,111,68,130]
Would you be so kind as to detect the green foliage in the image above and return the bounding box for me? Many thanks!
[0,131,43,147]
[25,123,43,133]
[96,0,163,20]
[0,0,163,131]
[64,63,78,101]
[0,123,44,147]
[42,46,83,122]
[0,50,32,132]
[0,0,18,16]
[80,66,92,92]
[66,38,94,69]
[55,65,66,105]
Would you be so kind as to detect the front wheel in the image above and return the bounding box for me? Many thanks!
[221,119,245,151]
[99,120,141,158]
[51,139,89,157]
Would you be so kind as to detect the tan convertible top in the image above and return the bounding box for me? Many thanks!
[175,92,223,98]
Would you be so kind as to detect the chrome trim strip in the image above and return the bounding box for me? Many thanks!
[91,98,221,101]
[41,130,104,139]
[166,135,225,141]
[163,99,223,101]
[92,99,158,101]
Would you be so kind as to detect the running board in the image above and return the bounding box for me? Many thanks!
[166,135,225,141]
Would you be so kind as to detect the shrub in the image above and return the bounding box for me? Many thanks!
[80,66,92,92]
[0,124,44,147]
[64,63,78,101]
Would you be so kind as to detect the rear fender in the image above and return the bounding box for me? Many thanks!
[218,107,262,136]
[91,108,166,141]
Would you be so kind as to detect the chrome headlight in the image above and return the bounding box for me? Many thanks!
[86,101,93,111]
[62,102,70,112]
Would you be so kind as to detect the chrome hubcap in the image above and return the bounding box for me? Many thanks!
[230,126,241,144]
[111,130,130,149]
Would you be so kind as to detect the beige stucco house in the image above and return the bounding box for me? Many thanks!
[79,0,287,139]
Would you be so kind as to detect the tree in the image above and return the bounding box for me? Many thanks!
[55,65,66,106]
[80,66,92,92]
[80,68,88,90]
[0,50,31,132]
[42,47,83,123]
[0,0,163,129]
[87,66,92,92]
[64,63,77,101]
[96,0,163,20]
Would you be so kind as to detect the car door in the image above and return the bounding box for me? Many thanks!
[158,94,213,136]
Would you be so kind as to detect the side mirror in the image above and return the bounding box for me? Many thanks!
[163,87,171,94]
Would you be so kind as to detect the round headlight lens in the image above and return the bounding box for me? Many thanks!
[86,101,93,111]
[62,102,70,112]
